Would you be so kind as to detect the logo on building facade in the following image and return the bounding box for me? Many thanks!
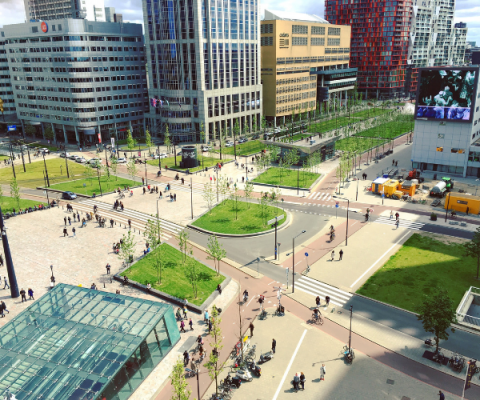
[41,22,48,33]
[279,33,289,37]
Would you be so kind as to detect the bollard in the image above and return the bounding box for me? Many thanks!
[104,282,106,288]
[110,278,113,284]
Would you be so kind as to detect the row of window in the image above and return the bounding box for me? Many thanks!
[17,102,146,113]
[207,92,261,118]
[19,111,144,122]
[291,25,340,36]
[276,76,316,85]
[10,56,142,66]
[276,91,316,104]
[276,55,350,65]
[276,83,316,94]
[8,46,141,54]
[14,84,146,94]
[276,101,316,114]
[436,147,465,154]
[8,36,141,44]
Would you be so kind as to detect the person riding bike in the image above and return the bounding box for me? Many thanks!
[313,308,321,320]
[243,289,249,302]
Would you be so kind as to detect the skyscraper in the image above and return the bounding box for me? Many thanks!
[143,0,262,142]
[325,0,412,99]
[24,0,106,21]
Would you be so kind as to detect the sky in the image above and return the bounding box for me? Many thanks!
[0,0,478,46]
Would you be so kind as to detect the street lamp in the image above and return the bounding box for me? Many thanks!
[348,305,353,352]
[445,192,451,222]
[333,195,350,246]
[0,207,19,298]
[292,230,306,293]
[50,264,54,278]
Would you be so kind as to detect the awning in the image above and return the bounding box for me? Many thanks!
[78,128,96,135]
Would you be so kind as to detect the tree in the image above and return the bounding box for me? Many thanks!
[145,129,152,155]
[44,125,54,142]
[164,125,172,153]
[206,234,226,276]
[10,178,20,210]
[218,177,230,203]
[206,305,224,396]
[417,288,456,354]
[110,157,118,181]
[203,182,216,212]
[170,357,191,400]
[244,181,253,209]
[252,114,258,135]
[233,120,240,160]
[0,184,3,206]
[24,123,36,138]
[184,248,199,298]
[243,119,250,139]
[178,230,190,265]
[261,116,268,137]
[84,164,95,186]
[102,163,111,191]
[218,124,225,160]
[118,230,137,267]
[199,122,205,166]
[258,192,270,226]
[126,129,137,150]
[230,184,241,220]
[464,226,480,279]
[144,218,164,284]
[126,159,138,183]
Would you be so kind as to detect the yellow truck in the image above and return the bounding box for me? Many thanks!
[371,177,391,195]
[383,180,400,197]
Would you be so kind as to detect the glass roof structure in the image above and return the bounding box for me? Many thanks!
[0,284,180,400]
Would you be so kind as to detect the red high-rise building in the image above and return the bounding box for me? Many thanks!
[325,0,412,100]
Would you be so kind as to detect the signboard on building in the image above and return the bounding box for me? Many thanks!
[7,125,16,131]
[97,134,102,144]
[41,22,48,33]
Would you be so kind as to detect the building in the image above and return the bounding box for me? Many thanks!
[142,0,262,143]
[24,0,106,21]
[0,284,180,400]
[260,10,355,127]
[325,0,412,100]
[454,21,467,29]
[3,19,148,145]
[412,66,480,177]
[0,29,17,131]
[105,7,123,23]
[452,23,468,65]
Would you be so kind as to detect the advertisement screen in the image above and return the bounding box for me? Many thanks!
[415,68,477,123]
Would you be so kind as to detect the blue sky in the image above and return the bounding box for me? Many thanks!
[0,0,478,46]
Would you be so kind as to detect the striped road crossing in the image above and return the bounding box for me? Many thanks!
[295,276,352,307]
[164,180,206,195]
[374,216,424,231]
[306,192,333,201]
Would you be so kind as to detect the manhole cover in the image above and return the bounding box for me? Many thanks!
[401,397,411,400]
[387,379,395,385]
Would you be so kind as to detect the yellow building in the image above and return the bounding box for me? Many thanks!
[261,10,356,126]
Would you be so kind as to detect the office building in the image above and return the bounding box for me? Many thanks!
[0,284,180,400]
[412,66,480,177]
[260,10,355,126]
[24,0,106,21]
[0,29,17,130]
[105,7,123,23]
[3,19,148,145]
[142,0,262,142]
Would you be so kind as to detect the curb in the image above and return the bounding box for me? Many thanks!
[251,181,310,192]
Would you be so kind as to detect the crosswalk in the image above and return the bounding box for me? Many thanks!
[78,199,184,238]
[295,276,352,307]
[373,216,424,230]
[164,180,206,195]
[307,192,333,201]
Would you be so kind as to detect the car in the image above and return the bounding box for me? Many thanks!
[202,146,211,152]
[75,157,87,163]
[116,157,127,164]
[238,137,248,143]
[60,152,71,158]
[68,154,78,160]
[225,141,234,147]
[88,158,100,165]
[151,154,159,159]
[159,153,168,159]
[62,191,77,200]
[39,148,50,154]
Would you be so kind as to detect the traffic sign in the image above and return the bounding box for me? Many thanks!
[335,203,339,208]
[7,125,16,131]
[305,252,309,257]
[268,214,284,225]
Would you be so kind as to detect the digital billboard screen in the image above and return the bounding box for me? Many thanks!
[415,68,477,123]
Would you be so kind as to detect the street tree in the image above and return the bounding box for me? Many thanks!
[44,125,54,142]
[218,124,225,160]
[203,182,216,212]
[126,159,138,184]
[118,230,137,267]
[206,234,226,276]
[0,184,3,206]
[206,305,224,396]
[230,183,241,220]
[145,129,153,155]
[84,164,95,186]
[184,248,199,299]
[178,229,190,265]
[244,181,254,209]
[233,120,240,159]
[10,178,20,210]
[164,125,171,153]
[144,218,164,284]
[417,288,456,354]
[261,116,268,137]
[258,192,270,226]
[464,226,480,279]
[24,123,36,138]
[170,357,191,400]
[126,129,137,150]
[252,114,258,136]
[110,157,118,181]
[218,177,230,203]
[199,122,206,166]
[243,119,250,139]
[102,164,111,191]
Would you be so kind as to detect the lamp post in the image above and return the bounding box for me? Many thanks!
[356,176,359,201]
[156,199,161,244]
[348,305,353,352]
[97,168,103,196]
[0,207,19,298]
[50,264,54,278]
[445,192,451,222]
[333,195,350,246]
[292,230,306,293]
[42,151,50,187]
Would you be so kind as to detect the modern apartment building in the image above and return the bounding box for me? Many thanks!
[142,0,262,142]
[24,0,106,21]
[0,29,16,128]
[3,19,148,144]
[261,10,355,126]
[105,7,123,23]
[325,0,412,99]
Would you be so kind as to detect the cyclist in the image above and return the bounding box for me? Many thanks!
[243,289,249,302]
[313,308,320,321]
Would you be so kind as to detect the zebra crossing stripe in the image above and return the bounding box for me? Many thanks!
[374,216,424,230]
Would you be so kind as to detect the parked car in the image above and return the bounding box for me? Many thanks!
[202,146,211,152]
[225,141,234,147]
[75,157,87,164]
[116,157,127,164]
[62,191,77,200]
[60,152,71,158]
[238,137,248,143]
[39,147,50,154]
[159,153,168,159]
[68,154,78,160]
[88,158,100,165]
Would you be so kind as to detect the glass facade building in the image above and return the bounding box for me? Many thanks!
[0,284,180,400]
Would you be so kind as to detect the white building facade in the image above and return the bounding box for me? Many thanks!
[24,0,105,21]
[142,0,263,142]
[0,29,16,124]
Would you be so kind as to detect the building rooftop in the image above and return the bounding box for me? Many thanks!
[0,284,173,400]
[263,9,329,24]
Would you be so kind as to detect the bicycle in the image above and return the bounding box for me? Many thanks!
[311,312,324,325]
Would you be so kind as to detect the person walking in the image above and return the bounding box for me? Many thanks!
[64,216,67,225]
[183,350,190,367]
[106,263,111,274]
[28,288,34,300]
[438,391,445,400]
[300,372,306,390]
[272,338,276,354]
[315,296,321,307]
[249,322,254,337]
[395,212,399,221]
[128,219,132,229]
[208,319,213,333]
[320,364,326,381]
[68,216,71,225]
[73,213,76,222]
[396,218,400,229]
[0,254,3,267]
[0,301,8,317]
[3,276,9,290]
[339,249,343,261]
[331,250,335,261]
[390,210,393,219]
[204,310,209,323]
[189,318,193,331]
[20,288,26,302]
[72,227,76,237]
[293,373,300,391]
[77,212,80,221]
[174,193,177,202]
[325,296,330,307]
[180,320,186,333]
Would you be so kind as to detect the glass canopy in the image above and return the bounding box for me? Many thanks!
[0,284,180,400]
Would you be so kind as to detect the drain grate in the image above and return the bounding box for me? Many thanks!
[387,379,395,385]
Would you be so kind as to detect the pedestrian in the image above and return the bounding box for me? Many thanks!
[339,249,343,261]
[249,322,254,337]
[293,373,300,391]
[0,301,8,317]
[3,276,9,289]
[365,173,367,180]
[143,187,146,195]
[320,364,326,381]
[64,216,67,225]
[110,219,114,228]
[467,207,470,215]
[325,296,330,307]
[392,159,395,166]
[331,250,335,261]
[68,216,71,225]
[272,338,276,354]
[174,193,177,201]
[28,288,34,300]
[159,191,163,199]
[77,212,80,221]
[128,219,131,229]
[300,372,306,390]
[315,296,321,307]
[142,177,145,185]
[183,350,189,366]
[191,357,197,373]
[208,319,213,333]
[20,288,26,302]
[390,210,393,219]
[73,214,76,222]
[180,320,186,333]
[189,318,193,330]
[72,227,76,237]
[90,283,97,290]
[396,219,400,229]
[106,263,111,274]
[395,161,398,167]
[183,306,188,319]
[217,284,222,294]
[395,212,399,221]
[439,391,445,400]
[63,228,68,237]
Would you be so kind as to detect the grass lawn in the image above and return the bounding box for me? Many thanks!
[0,158,95,188]
[354,115,414,139]
[253,167,320,188]
[51,175,138,196]
[147,155,221,173]
[357,234,479,313]
[279,133,311,143]
[192,199,286,234]
[0,155,9,161]
[335,136,386,153]
[0,196,46,213]
[121,243,224,306]
[215,140,266,156]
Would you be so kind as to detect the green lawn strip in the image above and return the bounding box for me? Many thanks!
[0,158,96,188]
[279,133,311,143]
[192,199,286,234]
[121,243,224,306]
[213,140,266,156]
[354,116,414,139]
[0,155,9,161]
[50,176,137,196]
[0,196,47,213]
[147,155,221,172]
[357,234,478,313]
[252,167,320,188]
[335,136,386,153]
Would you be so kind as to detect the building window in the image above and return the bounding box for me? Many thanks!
[436,147,443,152]
[451,148,464,154]
[311,26,325,35]
[292,25,308,35]
[311,37,325,46]
[261,37,273,46]
[327,38,340,46]
[292,37,308,46]
[261,24,273,34]
[328,27,341,36]
[32,27,38,33]
[438,134,444,139]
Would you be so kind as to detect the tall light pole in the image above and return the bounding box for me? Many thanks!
[42,151,49,186]
[190,177,194,219]
[156,199,161,244]
[333,195,349,245]
[292,230,306,293]
[445,192,451,222]
[0,207,19,298]
[97,168,103,196]
[348,305,353,352]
